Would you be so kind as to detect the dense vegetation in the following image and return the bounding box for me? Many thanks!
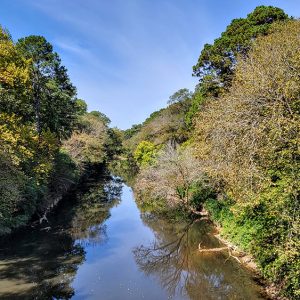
[121,6,299,299]
[1,4,299,299]
[0,27,119,234]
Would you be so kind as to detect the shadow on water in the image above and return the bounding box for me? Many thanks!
[0,173,266,300]
[133,214,265,300]
[0,169,122,300]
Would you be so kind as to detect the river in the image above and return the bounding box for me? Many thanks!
[0,176,265,299]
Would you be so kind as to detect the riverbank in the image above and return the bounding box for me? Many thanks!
[204,210,290,300]
[215,228,291,300]
[0,181,266,299]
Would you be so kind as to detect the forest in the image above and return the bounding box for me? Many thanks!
[0,5,299,300]
[119,6,299,299]
[0,30,121,234]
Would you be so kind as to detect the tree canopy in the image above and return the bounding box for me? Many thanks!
[192,5,289,95]
[16,35,78,138]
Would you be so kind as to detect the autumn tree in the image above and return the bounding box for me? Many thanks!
[63,112,109,169]
[0,26,31,118]
[135,144,204,211]
[194,20,300,297]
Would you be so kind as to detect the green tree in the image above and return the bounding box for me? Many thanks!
[134,141,158,167]
[168,88,192,105]
[124,124,142,139]
[185,89,205,129]
[75,99,88,115]
[16,35,78,138]
[89,110,111,125]
[192,6,289,95]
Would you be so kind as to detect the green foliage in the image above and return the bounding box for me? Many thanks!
[75,99,88,115]
[133,141,158,167]
[16,35,78,138]
[168,88,192,105]
[127,11,298,299]
[193,20,300,298]
[1,8,299,299]
[123,124,142,140]
[204,199,260,252]
[0,113,58,180]
[0,153,27,234]
[63,113,109,168]
[105,127,124,160]
[205,194,300,299]
[0,27,31,121]
[0,25,116,235]
[145,108,165,123]
[89,110,111,125]
[192,5,289,95]
[0,26,30,89]
[189,181,216,211]
[48,151,80,197]
[124,92,192,151]
[185,90,205,128]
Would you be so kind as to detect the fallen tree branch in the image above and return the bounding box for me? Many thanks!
[198,242,228,252]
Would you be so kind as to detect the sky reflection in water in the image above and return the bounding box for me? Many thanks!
[0,177,264,299]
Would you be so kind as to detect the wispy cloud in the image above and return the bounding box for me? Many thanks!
[6,0,300,128]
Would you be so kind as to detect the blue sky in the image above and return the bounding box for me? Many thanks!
[0,0,299,129]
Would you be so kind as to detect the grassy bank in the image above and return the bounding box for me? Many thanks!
[204,198,299,299]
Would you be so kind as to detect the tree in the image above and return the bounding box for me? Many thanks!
[134,141,158,167]
[0,26,31,118]
[168,88,192,105]
[192,6,289,95]
[63,112,109,168]
[16,36,78,138]
[123,124,142,139]
[185,89,205,129]
[194,20,300,297]
[89,110,111,125]
[0,152,27,234]
[75,99,88,115]
[135,145,203,210]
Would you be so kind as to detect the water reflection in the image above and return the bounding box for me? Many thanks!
[0,175,122,300]
[134,214,264,300]
[0,179,265,300]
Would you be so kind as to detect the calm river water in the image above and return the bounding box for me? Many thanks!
[0,177,265,299]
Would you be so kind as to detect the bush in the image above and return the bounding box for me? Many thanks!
[133,141,158,167]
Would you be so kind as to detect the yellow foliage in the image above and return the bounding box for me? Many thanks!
[194,20,300,203]
[63,113,108,168]
[0,113,58,181]
[0,113,36,165]
[0,27,30,89]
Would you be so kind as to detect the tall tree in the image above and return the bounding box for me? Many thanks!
[16,36,78,138]
[192,6,289,96]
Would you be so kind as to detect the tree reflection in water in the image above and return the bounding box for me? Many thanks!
[133,214,263,300]
[0,174,122,300]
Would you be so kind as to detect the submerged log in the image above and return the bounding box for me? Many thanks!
[198,246,228,252]
[198,243,242,264]
[198,243,228,252]
[40,226,51,232]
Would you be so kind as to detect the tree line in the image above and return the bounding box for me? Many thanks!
[120,6,299,299]
[0,29,121,234]
[0,5,299,299]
